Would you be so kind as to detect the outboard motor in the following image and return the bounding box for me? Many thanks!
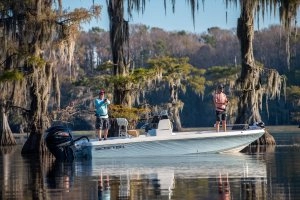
[256,121,265,128]
[45,125,90,161]
[248,121,265,130]
[45,126,74,161]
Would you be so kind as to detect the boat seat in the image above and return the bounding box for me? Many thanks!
[158,119,172,130]
[116,118,128,137]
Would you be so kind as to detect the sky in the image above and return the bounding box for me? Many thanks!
[62,0,299,34]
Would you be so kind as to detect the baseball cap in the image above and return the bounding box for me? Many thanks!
[99,89,105,94]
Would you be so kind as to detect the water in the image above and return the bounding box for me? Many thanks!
[1,129,300,200]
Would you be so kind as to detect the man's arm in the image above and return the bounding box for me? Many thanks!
[224,94,229,105]
[104,99,111,105]
[212,94,216,104]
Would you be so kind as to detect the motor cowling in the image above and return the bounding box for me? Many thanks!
[45,125,74,161]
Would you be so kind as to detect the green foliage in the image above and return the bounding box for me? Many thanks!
[74,77,90,86]
[186,68,206,95]
[75,61,157,101]
[205,65,240,81]
[27,56,46,67]
[0,70,23,82]
[147,56,206,96]
[148,56,192,81]
[95,60,114,72]
[73,75,112,93]
[187,76,206,95]
[131,68,156,83]
[109,104,150,128]
[201,34,217,47]
[90,27,105,33]
[110,68,154,91]
[110,75,132,89]
[153,40,168,55]
[176,31,187,36]
[204,65,241,96]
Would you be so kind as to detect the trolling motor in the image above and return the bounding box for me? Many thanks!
[231,121,265,130]
[45,125,90,161]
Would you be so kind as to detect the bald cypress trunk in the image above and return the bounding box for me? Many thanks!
[20,0,52,155]
[22,63,52,155]
[236,1,275,145]
[0,81,20,146]
[107,0,131,107]
[0,107,17,146]
[169,104,183,132]
[168,84,183,131]
[236,1,262,124]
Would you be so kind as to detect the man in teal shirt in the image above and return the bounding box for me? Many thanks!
[95,90,110,140]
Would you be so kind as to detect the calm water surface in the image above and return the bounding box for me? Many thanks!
[1,128,300,200]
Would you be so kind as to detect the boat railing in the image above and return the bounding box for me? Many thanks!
[214,122,265,130]
[214,123,248,128]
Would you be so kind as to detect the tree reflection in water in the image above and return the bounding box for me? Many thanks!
[46,159,74,192]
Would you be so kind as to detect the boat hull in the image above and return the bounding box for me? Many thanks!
[81,129,264,159]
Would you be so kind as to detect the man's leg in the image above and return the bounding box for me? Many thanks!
[96,117,102,140]
[103,129,108,140]
[103,118,109,139]
[222,120,227,132]
[222,112,227,132]
[216,121,220,132]
[216,111,221,132]
[97,129,102,140]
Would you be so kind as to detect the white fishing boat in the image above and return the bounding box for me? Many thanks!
[45,112,265,161]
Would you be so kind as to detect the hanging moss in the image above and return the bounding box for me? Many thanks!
[0,70,24,82]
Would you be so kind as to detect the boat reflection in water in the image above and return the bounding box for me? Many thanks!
[71,153,267,200]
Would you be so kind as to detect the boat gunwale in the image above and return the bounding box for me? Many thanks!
[85,129,265,147]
